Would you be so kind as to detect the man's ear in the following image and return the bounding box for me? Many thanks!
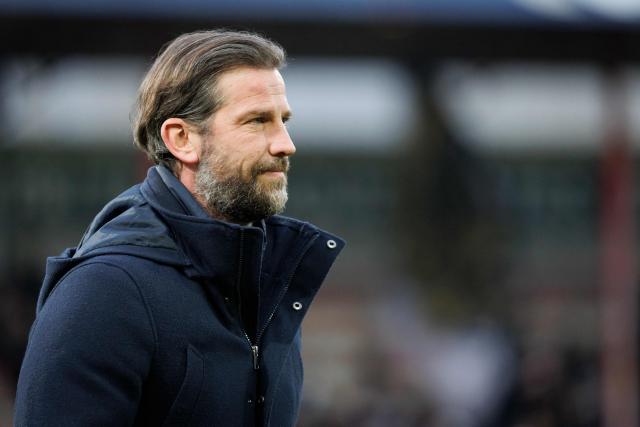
[160,118,202,167]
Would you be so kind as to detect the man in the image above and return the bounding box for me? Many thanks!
[14,30,344,426]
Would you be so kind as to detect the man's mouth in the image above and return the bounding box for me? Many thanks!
[256,159,289,177]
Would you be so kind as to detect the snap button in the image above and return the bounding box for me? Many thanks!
[326,239,337,249]
[258,395,265,404]
[247,398,254,404]
[292,301,303,311]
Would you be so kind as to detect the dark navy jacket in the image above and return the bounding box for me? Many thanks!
[15,166,344,426]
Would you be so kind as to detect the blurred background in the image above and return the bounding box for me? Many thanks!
[1,1,640,426]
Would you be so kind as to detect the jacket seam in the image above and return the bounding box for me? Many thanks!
[265,338,299,426]
[93,260,160,359]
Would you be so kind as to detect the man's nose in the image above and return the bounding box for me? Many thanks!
[269,124,296,157]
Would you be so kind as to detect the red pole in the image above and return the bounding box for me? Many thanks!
[600,69,638,427]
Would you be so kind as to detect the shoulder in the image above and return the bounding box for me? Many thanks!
[26,256,158,368]
[50,257,142,302]
[39,256,157,339]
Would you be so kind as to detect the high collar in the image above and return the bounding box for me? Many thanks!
[140,167,268,288]
[154,165,210,219]
[139,166,346,315]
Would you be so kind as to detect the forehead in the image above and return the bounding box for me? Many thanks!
[216,67,287,110]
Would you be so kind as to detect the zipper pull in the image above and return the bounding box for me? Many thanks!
[251,345,259,370]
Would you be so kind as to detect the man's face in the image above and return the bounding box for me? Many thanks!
[194,67,295,224]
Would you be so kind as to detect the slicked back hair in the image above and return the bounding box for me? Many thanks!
[132,29,286,172]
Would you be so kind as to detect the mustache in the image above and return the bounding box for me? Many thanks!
[253,157,290,176]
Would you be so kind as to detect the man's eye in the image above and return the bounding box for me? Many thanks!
[250,116,267,124]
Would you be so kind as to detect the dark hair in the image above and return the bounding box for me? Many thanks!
[132,29,286,171]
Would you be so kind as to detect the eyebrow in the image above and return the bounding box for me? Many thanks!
[240,109,292,121]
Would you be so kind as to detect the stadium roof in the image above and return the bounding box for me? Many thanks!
[2,0,640,26]
[1,0,639,61]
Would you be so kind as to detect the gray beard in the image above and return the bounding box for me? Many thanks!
[194,151,289,224]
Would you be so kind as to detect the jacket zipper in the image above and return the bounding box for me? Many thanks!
[238,230,319,371]
[254,234,319,346]
[236,229,260,370]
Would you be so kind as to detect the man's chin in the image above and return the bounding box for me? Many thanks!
[256,173,287,190]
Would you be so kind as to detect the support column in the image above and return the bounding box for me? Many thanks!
[600,68,638,427]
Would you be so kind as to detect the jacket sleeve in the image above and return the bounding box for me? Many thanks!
[14,261,157,427]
